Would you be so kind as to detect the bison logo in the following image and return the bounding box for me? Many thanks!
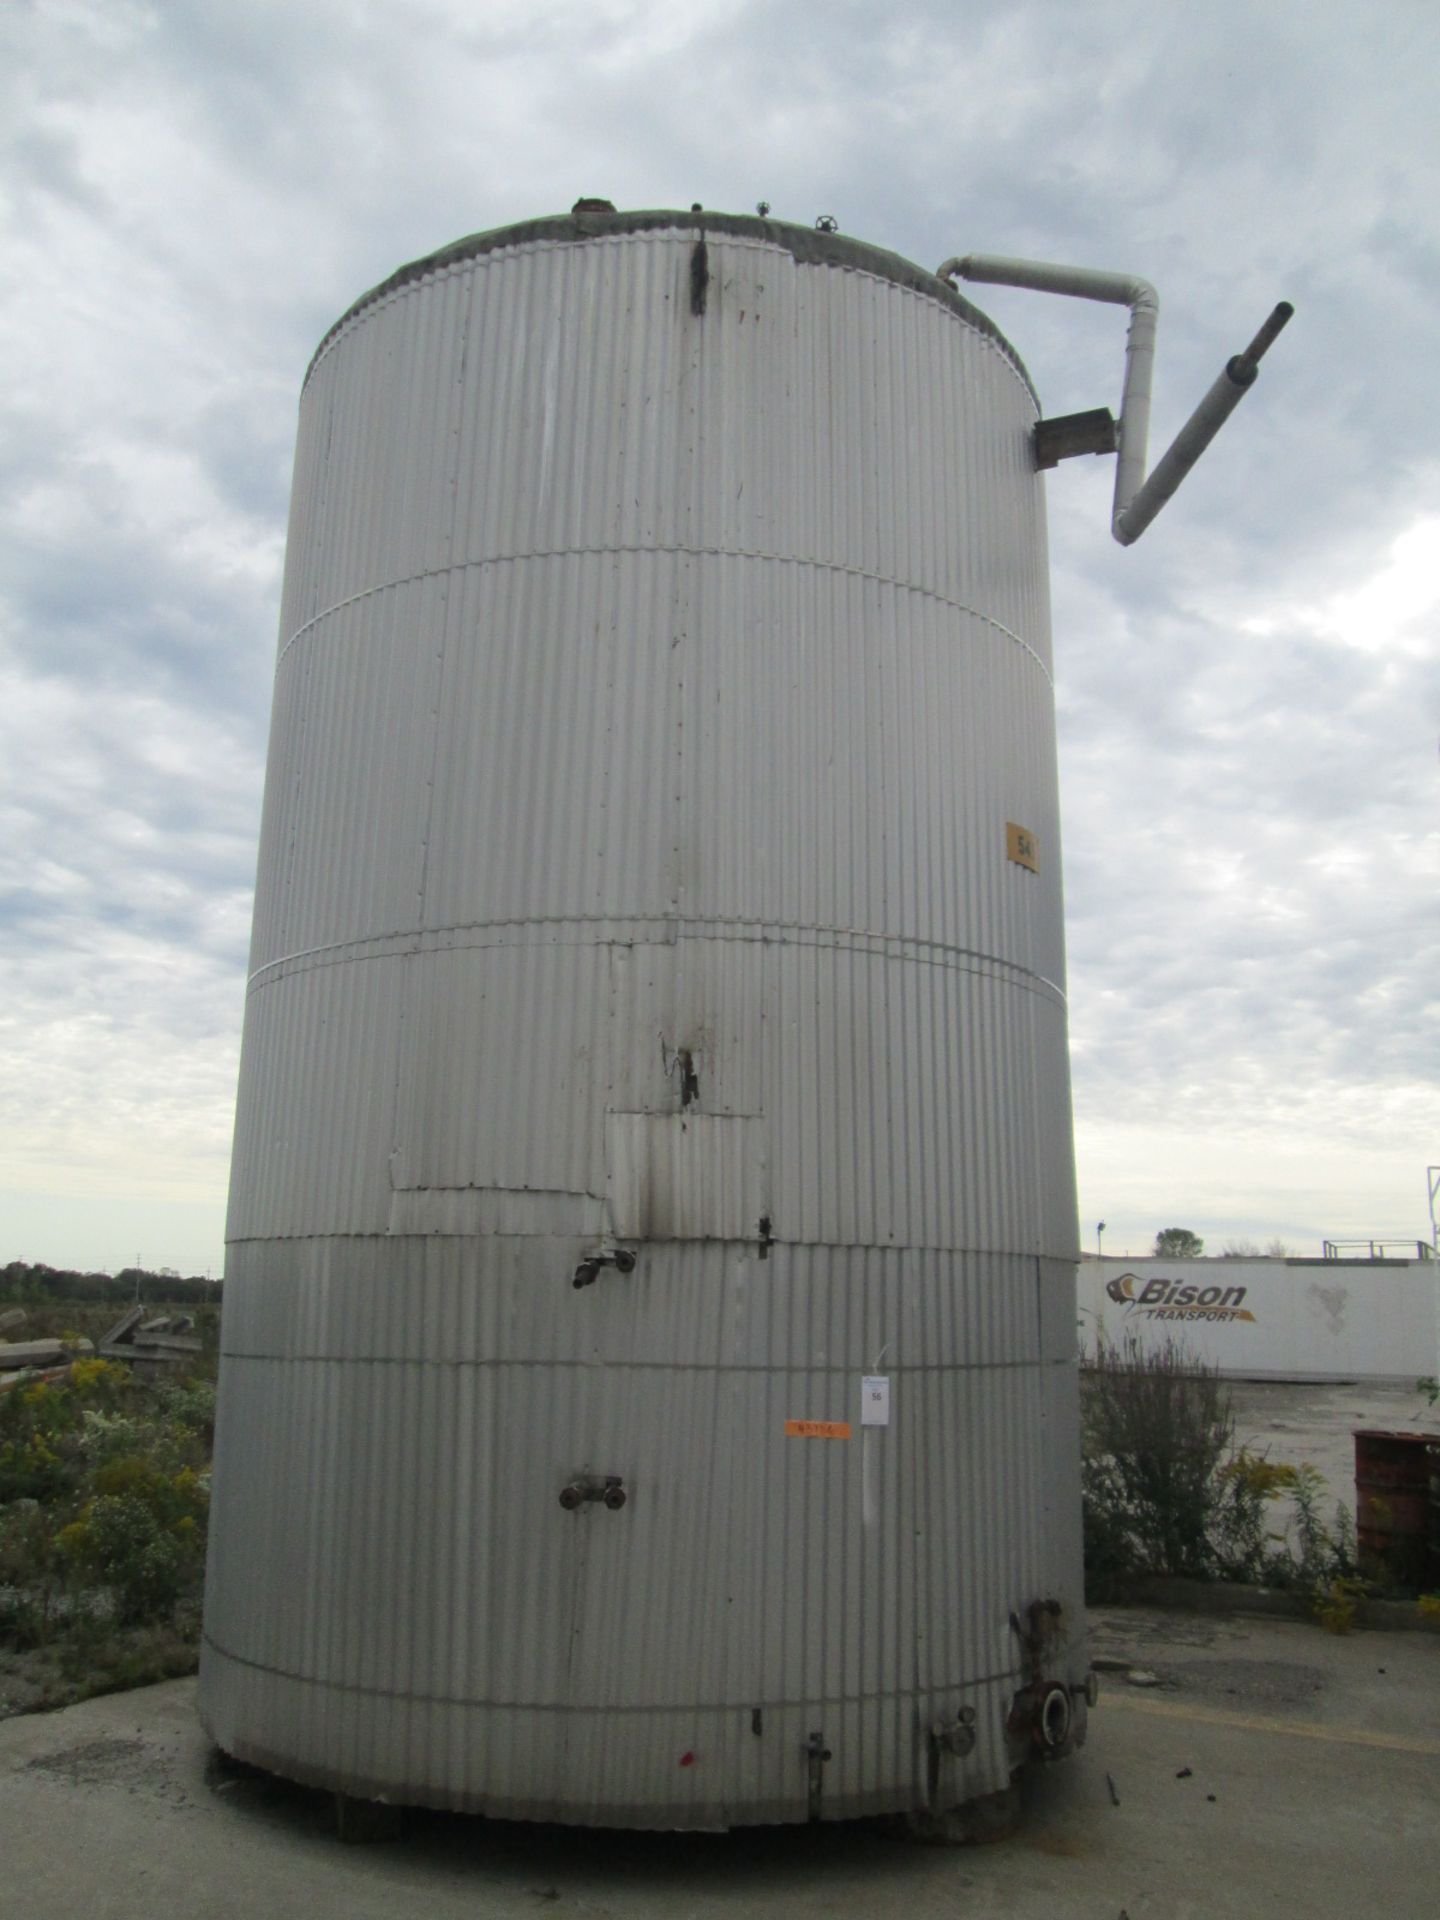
[1102,1271,1254,1322]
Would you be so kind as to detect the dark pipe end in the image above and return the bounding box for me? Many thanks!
[1038,1685,1072,1750]
[1243,301,1294,365]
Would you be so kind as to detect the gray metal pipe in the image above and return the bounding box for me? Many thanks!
[937,252,1291,545]
[938,255,1158,531]
[1116,303,1294,545]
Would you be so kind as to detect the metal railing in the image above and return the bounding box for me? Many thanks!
[1320,1238,1435,1263]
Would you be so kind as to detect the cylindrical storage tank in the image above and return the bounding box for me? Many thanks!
[201,207,1088,1832]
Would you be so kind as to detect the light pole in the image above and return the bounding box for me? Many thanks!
[1096,1220,1106,1259]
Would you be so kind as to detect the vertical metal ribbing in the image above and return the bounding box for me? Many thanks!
[204,220,1083,1827]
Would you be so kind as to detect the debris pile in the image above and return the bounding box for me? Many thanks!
[99,1306,202,1380]
[0,1312,93,1391]
[0,1303,205,1391]
[0,1338,89,1386]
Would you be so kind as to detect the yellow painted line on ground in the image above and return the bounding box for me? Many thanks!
[1104,1690,1440,1756]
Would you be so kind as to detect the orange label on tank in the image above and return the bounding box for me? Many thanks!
[1006,822,1039,872]
[785,1419,852,1440]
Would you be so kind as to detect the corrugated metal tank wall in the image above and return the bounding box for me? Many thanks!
[200,209,1087,1829]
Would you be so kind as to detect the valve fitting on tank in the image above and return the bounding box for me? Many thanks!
[1036,1685,1072,1750]
[925,1704,979,1816]
[1007,1597,1085,1762]
[1007,1679,1080,1760]
[572,1248,637,1288]
[930,1705,978,1759]
[558,1475,628,1511]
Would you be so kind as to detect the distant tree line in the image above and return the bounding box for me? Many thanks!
[1149,1231,1292,1260]
[0,1262,222,1307]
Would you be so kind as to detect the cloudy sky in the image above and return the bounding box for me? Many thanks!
[2,0,1435,1275]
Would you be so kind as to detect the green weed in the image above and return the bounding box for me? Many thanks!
[1082,1336,1359,1608]
[0,1356,213,1702]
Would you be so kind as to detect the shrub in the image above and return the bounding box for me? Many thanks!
[1082,1335,1358,1607]
[1082,1335,1233,1583]
[1314,1577,1366,1635]
[0,1498,60,1645]
[58,1495,188,1625]
[0,1356,213,1689]
[150,1378,216,1452]
[55,1460,208,1626]
[1208,1450,1302,1581]
[0,1358,136,1499]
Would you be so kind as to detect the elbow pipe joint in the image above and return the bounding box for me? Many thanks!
[937,254,1291,546]
[938,255,1158,536]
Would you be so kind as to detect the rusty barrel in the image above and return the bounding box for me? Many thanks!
[1353,1430,1439,1588]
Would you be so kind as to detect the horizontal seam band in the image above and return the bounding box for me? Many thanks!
[277,546,1051,683]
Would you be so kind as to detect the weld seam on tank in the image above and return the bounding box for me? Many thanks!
[242,943,1069,1018]
[244,918,1067,997]
[209,1352,1067,1376]
[273,547,1054,681]
[202,1626,1040,1707]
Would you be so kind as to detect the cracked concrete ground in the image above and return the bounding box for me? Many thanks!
[2,1609,1436,1920]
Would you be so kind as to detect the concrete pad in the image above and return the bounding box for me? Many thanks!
[2,1609,1436,1920]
